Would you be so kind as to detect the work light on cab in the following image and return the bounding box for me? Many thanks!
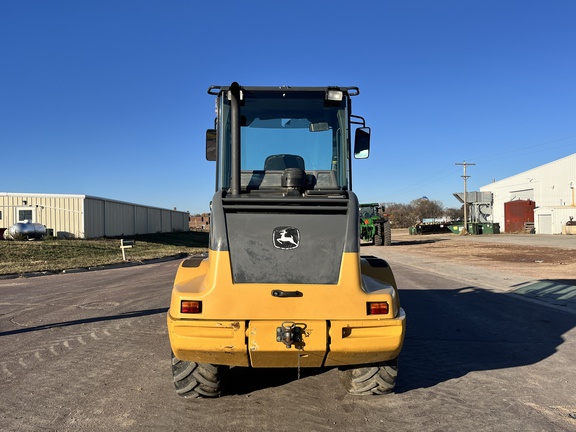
[326,89,343,101]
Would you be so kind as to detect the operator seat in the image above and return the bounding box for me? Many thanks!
[264,154,305,171]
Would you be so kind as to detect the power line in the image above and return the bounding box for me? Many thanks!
[465,133,576,166]
[383,164,460,200]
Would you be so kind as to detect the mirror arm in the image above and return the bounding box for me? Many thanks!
[350,114,366,128]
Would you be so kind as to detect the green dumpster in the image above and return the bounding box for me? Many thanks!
[468,223,480,234]
[479,223,500,234]
[447,223,464,234]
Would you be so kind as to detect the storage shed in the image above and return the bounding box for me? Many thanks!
[0,193,189,239]
[480,153,576,233]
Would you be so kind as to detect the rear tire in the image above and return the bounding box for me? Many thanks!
[171,351,224,398]
[374,223,383,246]
[383,220,392,246]
[341,359,398,395]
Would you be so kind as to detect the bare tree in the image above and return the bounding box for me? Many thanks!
[382,198,450,228]
[410,198,444,222]
[383,202,418,228]
[444,206,463,221]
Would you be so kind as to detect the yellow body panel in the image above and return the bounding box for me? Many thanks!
[170,320,249,366]
[167,250,406,367]
[324,311,406,366]
[248,320,327,367]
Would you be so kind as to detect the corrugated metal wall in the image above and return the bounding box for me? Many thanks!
[84,196,189,238]
[161,210,172,232]
[84,198,105,238]
[0,193,84,238]
[2,193,190,239]
[135,206,148,234]
[104,201,135,237]
[147,208,163,233]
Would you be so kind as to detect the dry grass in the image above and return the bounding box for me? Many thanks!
[0,232,209,276]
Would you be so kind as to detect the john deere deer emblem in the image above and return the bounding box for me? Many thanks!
[273,227,300,249]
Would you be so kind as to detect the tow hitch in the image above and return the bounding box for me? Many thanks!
[276,322,307,349]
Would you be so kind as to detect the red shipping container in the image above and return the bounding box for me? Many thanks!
[504,200,535,233]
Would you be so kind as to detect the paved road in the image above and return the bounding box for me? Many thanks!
[1,258,576,431]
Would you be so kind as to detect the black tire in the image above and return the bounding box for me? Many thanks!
[383,220,392,246]
[341,359,398,395]
[374,223,383,246]
[171,352,224,398]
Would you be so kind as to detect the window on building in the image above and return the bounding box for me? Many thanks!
[17,208,34,222]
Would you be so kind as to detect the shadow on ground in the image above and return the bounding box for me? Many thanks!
[391,238,449,246]
[511,278,576,309]
[222,367,326,396]
[396,286,576,392]
[0,308,169,337]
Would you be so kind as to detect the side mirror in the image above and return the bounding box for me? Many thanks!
[206,129,216,161]
[354,127,371,159]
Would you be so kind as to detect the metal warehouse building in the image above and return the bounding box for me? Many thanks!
[0,193,190,239]
[480,153,576,234]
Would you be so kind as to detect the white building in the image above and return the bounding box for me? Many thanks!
[479,153,576,234]
[0,193,190,239]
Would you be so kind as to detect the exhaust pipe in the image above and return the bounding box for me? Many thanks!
[229,82,241,197]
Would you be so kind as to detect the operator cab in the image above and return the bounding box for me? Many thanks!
[206,84,371,197]
[360,203,380,219]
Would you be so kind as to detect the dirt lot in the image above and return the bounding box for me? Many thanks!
[389,231,576,281]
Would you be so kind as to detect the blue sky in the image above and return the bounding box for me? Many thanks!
[2,1,575,214]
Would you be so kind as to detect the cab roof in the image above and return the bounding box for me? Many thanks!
[208,85,359,96]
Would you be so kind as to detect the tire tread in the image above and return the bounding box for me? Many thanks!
[171,352,223,398]
[342,359,398,395]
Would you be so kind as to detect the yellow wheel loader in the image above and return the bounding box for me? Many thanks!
[167,83,406,397]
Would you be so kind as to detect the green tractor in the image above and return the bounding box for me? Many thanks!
[360,203,391,246]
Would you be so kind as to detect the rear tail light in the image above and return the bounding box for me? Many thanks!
[367,301,389,315]
[181,300,202,314]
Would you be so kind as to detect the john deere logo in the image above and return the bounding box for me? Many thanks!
[273,226,300,249]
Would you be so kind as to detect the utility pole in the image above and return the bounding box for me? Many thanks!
[456,161,475,234]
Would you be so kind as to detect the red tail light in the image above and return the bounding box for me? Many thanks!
[181,300,202,314]
[367,302,389,315]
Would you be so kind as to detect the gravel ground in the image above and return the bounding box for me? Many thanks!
[389,231,576,280]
